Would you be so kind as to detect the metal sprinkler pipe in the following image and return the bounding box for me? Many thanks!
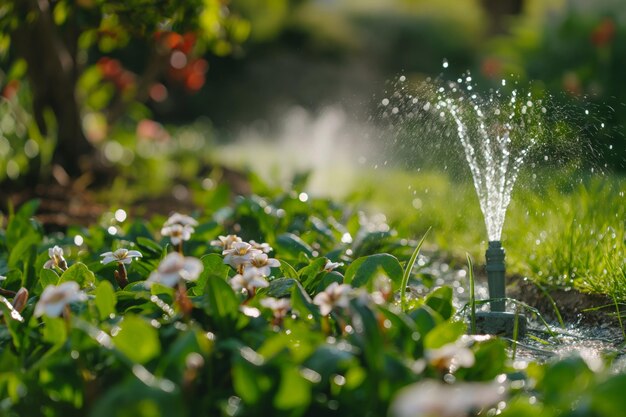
[485,241,506,312]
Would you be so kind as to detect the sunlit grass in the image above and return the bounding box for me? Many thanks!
[355,167,626,301]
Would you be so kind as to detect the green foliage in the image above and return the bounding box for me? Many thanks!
[0,181,625,416]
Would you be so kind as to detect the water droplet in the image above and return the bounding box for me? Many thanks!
[74,235,84,246]
[399,75,406,82]
[442,59,449,68]
[381,98,389,106]
[585,109,589,115]
[298,192,309,202]
[115,209,127,222]
[501,79,506,86]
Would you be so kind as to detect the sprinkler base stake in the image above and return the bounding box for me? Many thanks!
[474,311,527,338]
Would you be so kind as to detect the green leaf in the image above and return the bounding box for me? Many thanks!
[261,277,297,298]
[8,234,38,270]
[298,258,327,292]
[424,321,466,349]
[274,366,312,410]
[113,315,161,364]
[193,254,230,296]
[344,253,403,291]
[42,316,67,346]
[290,282,319,321]
[95,280,117,320]
[232,360,263,404]
[35,267,60,296]
[279,260,299,279]
[205,275,240,325]
[136,237,163,257]
[424,286,454,320]
[59,262,96,288]
[275,233,314,259]
[410,305,442,336]
[592,374,626,417]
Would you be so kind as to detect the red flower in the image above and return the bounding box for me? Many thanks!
[591,18,616,47]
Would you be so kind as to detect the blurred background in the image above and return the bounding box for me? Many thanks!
[0,0,624,196]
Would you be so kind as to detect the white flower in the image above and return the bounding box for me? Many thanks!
[43,245,68,270]
[164,212,198,227]
[161,223,194,246]
[229,269,269,293]
[223,242,262,270]
[34,281,87,317]
[260,297,291,320]
[323,260,344,272]
[211,234,243,250]
[248,253,280,277]
[249,240,273,253]
[146,252,203,288]
[426,341,475,373]
[100,248,143,265]
[313,282,352,316]
[390,380,505,417]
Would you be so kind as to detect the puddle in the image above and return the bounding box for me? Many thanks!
[409,254,626,364]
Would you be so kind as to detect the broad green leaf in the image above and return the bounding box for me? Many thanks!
[59,262,96,288]
[290,282,319,321]
[35,268,59,296]
[424,321,466,349]
[113,315,160,364]
[260,277,296,298]
[42,316,67,346]
[298,258,327,292]
[279,260,299,279]
[410,305,443,337]
[344,253,403,291]
[349,301,384,373]
[274,366,312,410]
[461,338,507,381]
[95,280,117,320]
[205,275,239,325]
[136,237,163,257]
[232,360,262,404]
[193,254,230,296]
[424,286,454,320]
[8,234,38,270]
[592,374,626,417]
[275,233,314,259]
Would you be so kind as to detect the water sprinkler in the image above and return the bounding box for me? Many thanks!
[475,241,527,337]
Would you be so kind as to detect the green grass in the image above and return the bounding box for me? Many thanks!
[353,168,626,301]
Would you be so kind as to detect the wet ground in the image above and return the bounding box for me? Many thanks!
[411,254,626,365]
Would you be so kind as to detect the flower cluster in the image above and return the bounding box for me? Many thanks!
[216,235,279,295]
[161,212,198,247]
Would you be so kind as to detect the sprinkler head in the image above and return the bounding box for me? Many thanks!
[474,241,527,338]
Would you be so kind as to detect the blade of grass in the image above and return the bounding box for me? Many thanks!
[612,293,626,341]
[511,306,520,361]
[533,281,565,329]
[400,227,431,312]
[466,253,476,335]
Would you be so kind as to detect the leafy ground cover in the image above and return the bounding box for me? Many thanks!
[1,185,625,417]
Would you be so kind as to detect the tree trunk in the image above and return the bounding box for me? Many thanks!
[11,0,93,178]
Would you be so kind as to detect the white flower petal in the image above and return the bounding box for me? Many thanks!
[101,256,117,265]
